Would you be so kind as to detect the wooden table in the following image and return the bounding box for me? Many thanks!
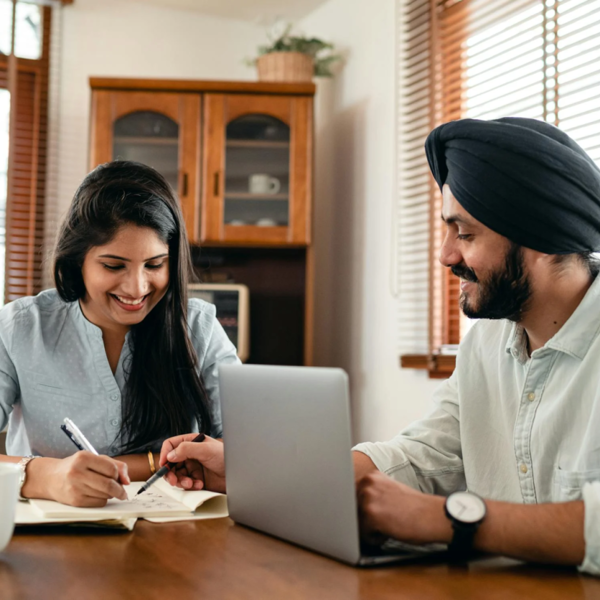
[1,518,598,599]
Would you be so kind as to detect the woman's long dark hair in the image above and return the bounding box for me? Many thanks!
[54,160,211,452]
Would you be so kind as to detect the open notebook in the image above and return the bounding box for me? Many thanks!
[25,479,227,523]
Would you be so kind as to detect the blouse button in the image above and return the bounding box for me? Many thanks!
[110,394,119,401]
[527,392,535,402]
[111,419,118,427]
[520,463,528,474]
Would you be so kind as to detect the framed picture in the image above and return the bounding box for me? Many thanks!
[188,283,250,362]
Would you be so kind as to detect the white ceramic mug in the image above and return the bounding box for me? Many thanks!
[0,463,19,552]
[249,174,281,195]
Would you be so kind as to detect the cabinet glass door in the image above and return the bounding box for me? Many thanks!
[224,114,290,228]
[202,93,311,245]
[113,111,179,191]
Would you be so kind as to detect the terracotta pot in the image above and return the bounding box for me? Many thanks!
[256,52,314,83]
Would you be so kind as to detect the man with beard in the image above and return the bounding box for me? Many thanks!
[354,117,600,575]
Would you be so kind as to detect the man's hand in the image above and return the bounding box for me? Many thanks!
[159,433,226,493]
[357,471,451,545]
[24,453,130,507]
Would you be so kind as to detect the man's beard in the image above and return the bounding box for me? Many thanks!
[451,243,532,321]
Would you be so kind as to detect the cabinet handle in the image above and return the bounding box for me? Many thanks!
[213,172,220,196]
[181,173,188,196]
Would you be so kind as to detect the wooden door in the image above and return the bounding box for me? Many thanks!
[201,93,312,246]
[89,90,201,240]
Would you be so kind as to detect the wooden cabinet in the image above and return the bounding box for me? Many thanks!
[201,93,312,245]
[89,78,315,365]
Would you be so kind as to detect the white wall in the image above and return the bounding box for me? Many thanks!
[51,0,264,252]
[299,0,440,443]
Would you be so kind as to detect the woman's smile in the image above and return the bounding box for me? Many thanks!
[110,293,151,311]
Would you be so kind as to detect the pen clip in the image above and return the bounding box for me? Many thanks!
[62,418,99,455]
[61,423,85,452]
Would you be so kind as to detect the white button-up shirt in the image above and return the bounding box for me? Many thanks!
[354,274,600,575]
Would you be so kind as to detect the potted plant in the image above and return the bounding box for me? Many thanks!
[250,24,341,83]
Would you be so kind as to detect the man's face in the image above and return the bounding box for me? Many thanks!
[438,185,532,321]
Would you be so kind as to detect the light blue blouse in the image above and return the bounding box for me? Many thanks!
[0,290,240,457]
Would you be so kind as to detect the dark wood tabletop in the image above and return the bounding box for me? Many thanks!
[1,518,599,600]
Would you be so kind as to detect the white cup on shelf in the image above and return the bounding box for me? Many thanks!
[255,218,278,227]
[249,174,281,195]
[0,463,19,552]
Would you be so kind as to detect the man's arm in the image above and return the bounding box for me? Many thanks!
[358,472,585,565]
[351,371,465,496]
[353,451,378,484]
[477,497,584,564]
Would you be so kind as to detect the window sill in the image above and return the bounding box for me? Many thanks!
[400,354,455,379]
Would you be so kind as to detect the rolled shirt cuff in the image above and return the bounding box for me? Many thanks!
[352,441,421,489]
[579,481,600,576]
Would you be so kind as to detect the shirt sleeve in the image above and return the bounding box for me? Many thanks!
[190,303,241,439]
[579,482,600,576]
[0,326,19,431]
[352,370,465,496]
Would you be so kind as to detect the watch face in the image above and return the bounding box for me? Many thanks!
[446,492,486,523]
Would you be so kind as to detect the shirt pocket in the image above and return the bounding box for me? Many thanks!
[36,382,92,404]
[20,370,93,407]
[552,468,600,502]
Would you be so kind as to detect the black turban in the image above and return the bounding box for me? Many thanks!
[425,117,600,254]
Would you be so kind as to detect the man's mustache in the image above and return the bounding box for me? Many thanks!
[451,263,478,283]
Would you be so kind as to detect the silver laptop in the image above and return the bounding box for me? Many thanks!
[219,364,447,566]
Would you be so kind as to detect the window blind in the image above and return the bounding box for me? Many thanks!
[397,0,433,361]
[398,0,600,377]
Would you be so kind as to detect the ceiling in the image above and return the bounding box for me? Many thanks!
[129,0,330,24]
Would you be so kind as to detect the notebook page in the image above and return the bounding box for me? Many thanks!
[30,482,193,519]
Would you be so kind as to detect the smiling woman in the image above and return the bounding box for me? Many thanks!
[0,160,240,507]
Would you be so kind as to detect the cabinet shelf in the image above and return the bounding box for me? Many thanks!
[226,140,289,149]
[225,193,288,201]
[113,136,178,145]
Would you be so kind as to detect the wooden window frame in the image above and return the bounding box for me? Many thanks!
[400,0,466,378]
[0,3,51,303]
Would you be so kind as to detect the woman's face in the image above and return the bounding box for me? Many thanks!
[80,224,170,334]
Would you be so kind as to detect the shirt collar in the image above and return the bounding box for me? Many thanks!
[73,300,103,338]
[505,273,600,362]
[73,300,131,342]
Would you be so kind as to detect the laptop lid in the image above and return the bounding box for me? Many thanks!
[219,364,362,565]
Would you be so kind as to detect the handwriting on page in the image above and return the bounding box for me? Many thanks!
[129,490,179,510]
[98,487,190,513]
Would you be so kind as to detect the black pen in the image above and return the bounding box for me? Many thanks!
[136,433,206,496]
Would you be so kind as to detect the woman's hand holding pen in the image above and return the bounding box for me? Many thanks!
[159,433,226,493]
[23,453,130,507]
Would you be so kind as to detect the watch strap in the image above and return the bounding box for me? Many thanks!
[447,521,480,559]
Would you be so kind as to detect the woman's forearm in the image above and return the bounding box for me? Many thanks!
[115,453,159,481]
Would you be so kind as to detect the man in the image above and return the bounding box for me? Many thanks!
[159,117,600,574]
[354,117,600,574]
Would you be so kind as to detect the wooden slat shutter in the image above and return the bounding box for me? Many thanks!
[1,6,50,302]
[396,0,433,360]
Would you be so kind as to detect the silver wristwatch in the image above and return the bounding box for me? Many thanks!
[16,455,36,500]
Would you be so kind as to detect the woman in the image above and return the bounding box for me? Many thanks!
[0,160,239,506]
